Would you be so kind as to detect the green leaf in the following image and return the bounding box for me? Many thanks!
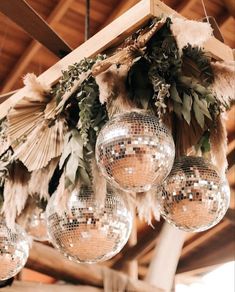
[193,100,204,129]
[193,92,212,120]
[205,93,216,104]
[65,154,79,185]
[170,83,182,103]
[78,167,91,185]
[181,93,192,124]
[70,130,83,158]
[196,131,211,153]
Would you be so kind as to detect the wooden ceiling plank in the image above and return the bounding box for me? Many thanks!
[70,1,106,24]
[26,242,161,291]
[177,226,235,273]
[180,220,230,259]
[102,0,141,27]
[175,0,198,16]
[0,0,233,119]
[0,0,74,94]
[0,0,71,57]
[222,0,235,17]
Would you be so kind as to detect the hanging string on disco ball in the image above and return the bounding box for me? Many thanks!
[157,156,230,232]
[46,185,132,263]
[0,217,30,281]
[95,111,175,192]
[24,197,48,242]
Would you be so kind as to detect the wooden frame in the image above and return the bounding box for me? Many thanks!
[0,0,233,119]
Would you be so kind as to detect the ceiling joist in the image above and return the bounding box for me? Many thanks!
[26,242,160,292]
[0,0,71,58]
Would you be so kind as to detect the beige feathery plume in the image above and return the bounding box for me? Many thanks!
[210,113,228,178]
[175,117,203,157]
[1,163,30,228]
[171,18,213,52]
[28,158,59,200]
[136,190,160,225]
[210,61,235,108]
[91,159,107,205]
[7,74,66,171]
[95,64,137,117]
[93,19,167,117]
[52,173,72,215]
[23,73,51,97]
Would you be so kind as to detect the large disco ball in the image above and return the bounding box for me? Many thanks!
[95,111,175,192]
[0,218,30,280]
[46,186,132,263]
[25,199,48,241]
[157,156,230,232]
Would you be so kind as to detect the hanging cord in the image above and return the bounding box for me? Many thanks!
[85,0,90,41]
[201,0,209,24]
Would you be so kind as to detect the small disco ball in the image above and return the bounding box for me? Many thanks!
[157,156,230,232]
[46,186,132,263]
[0,218,30,280]
[95,111,175,192]
[25,199,48,241]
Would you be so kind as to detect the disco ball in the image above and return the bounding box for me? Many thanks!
[46,186,132,263]
[95,111,175,192]
[157,156,230,232]
[25,199,48,241]
[0,218,30,280]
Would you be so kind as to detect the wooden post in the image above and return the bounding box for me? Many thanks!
[145,222,186,292]
[0,281,102,292]
[122,214,138,279]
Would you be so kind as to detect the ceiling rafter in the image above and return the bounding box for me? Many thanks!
[0,0,74,94]
[0,0,72,57]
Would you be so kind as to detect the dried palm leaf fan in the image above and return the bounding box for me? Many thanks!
[7,74,66,172]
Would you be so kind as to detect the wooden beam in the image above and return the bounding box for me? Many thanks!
[26,242,161,292]
[0,281,102,292]
[0,0,74,94]
[145,223,186,292]
[0,0,71,58]
[0,90,18,104]
[0,0,233,118]
[121,215,138,279]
